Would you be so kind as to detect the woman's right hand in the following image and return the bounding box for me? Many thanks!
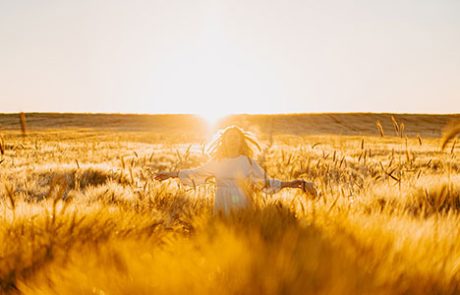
[153,171,178,181]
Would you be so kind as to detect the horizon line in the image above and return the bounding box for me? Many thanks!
[0,111,459,116]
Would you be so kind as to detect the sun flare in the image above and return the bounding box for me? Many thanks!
[197,109,230,127]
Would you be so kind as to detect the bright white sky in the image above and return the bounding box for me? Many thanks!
[1,0,459,120]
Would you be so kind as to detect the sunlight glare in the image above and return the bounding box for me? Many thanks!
[197,109,229,128]
[148,1,284,117]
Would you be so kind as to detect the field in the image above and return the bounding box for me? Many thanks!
[1,112,460,294]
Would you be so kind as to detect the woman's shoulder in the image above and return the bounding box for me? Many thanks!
[219,155,257,166]
[240,155,257,166]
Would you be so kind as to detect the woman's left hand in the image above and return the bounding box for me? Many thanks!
[292,180,317,197]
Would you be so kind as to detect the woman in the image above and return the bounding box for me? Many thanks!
[154,126,317,215]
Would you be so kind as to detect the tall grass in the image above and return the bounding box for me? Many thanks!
[441,122,460,151]
[0,115,459,294]
[19,112,27,136]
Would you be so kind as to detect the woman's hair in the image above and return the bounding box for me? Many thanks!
[206,125,261,159]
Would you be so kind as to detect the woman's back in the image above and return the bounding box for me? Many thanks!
[179,155,282,215]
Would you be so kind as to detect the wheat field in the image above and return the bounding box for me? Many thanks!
[0,113,459,294]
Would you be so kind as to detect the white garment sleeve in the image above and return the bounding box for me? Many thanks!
[248,159,282,194]
[178,160,218,186]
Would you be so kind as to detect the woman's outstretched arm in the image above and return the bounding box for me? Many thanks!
[154,160,218,186]
[154,171,179,181]
[280,180,318,196]
[248,159,317,196]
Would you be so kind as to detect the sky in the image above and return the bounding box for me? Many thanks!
[0,0,459,120]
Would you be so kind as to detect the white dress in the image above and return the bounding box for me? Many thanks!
[178,155,282,214]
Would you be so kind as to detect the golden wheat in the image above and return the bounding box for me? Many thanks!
[0,114,459,294]
[441,121,460,151]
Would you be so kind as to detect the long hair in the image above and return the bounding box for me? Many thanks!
[206,126,261,160]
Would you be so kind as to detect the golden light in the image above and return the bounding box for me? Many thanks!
[149,8,285,119]
[197,109,229,128]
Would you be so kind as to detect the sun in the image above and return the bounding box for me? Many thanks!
[197,109,230,128]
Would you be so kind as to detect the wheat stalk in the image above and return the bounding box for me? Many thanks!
[0,136,4,155]
[440,122,460,151]
[0,136,4,164]
[19,112,27,136]
[376,120,385,137]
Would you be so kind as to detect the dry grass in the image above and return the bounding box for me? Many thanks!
[0,113,459,294]
[441,121,460,151]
